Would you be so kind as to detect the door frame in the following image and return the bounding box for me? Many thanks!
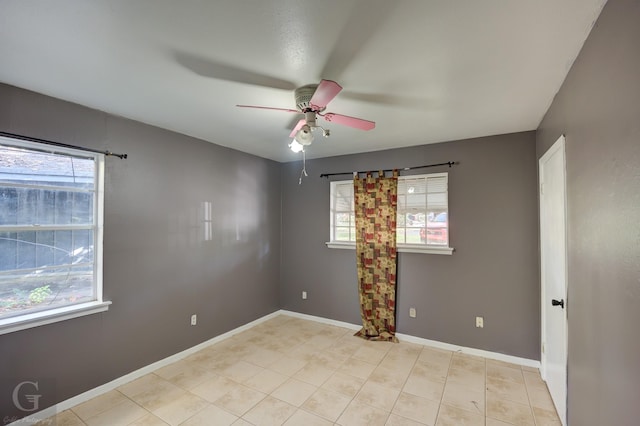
[539,134,568,425]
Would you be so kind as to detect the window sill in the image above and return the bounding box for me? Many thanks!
[0,301,112,335]
[325,242,454,255]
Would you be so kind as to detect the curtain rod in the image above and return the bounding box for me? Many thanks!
[0,131,128,159]
[320,161,457,178]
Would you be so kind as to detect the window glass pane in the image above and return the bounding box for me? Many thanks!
[336,213,350,227]
[397,179,406,194]
[426,211,448,245]
[0,145,94,190]
[0,264,94,319]
[35,230,55,267]
[427,176,447,193]
[16,231,36,270]
[406,228,422,244]
[403,178,427,194]
[0,188,18,225]
[54,230,73,265]
[335,182,353,198]
[53,190,72,224]
[0,230,93,271]
[407,211,426,228]
[397,194,406,210]
[335,195,352,211]
[0,139,101,320]
[335,227,351,241]
[396,228,405,244]
[0,187,94,226]
[72,191,94,224]
[406,194,424,210]
[427,193,447,210]
[334,183,353,212]
[72,229,94,264]
[397,212,406,227]
[0,232,17,271]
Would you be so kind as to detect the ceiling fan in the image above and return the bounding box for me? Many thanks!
[237,79,375,152]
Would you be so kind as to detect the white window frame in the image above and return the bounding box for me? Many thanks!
[327,172,454,255]
[0,137,110,335]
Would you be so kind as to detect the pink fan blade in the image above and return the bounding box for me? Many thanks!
[309,80,343,110]
[236,105,299,113]
[289,119,307,138]
[322,113,375,131]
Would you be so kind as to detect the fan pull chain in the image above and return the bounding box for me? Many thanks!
[299,150,308,185]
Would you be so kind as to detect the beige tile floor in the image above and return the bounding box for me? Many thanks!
[38,315,561,425]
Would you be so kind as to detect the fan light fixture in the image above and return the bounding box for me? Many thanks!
[295,124,314,145]
[288,140,304,153]
[289,124,314,152]
[289,123,334,152]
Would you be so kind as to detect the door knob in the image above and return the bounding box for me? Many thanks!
[551,299,565,309]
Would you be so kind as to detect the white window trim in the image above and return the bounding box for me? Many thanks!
[327,172,454,255]
[325,241,454,255]
[0,137,110,334]
[0,300,112,335]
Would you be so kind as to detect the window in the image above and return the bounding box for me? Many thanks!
[0,136,109,334]
[329,180,356,243]
[328,173,453,254]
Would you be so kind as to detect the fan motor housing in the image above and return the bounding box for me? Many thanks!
[295,84,322,112]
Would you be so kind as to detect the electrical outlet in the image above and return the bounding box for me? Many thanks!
[191,314,197,326]
[302,291,307,300]
[476,316,484,328]
[409,308,417,318]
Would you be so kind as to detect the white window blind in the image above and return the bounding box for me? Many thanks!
[330,180,356,242]
[328,172,452,254]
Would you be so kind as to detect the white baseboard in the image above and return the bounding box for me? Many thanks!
[279,310,361,331]
[281,310,540,369]
[394,332,540,369]
[15,309,539,425]
[9,310,282,425]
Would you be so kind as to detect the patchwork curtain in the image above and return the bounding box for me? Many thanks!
[353,170,399,342]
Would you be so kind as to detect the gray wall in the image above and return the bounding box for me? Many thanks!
[281,132,540,359]
[0,84,282,419]
[536,0,640,424]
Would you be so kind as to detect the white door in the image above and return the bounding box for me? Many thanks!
[539,135,568,425]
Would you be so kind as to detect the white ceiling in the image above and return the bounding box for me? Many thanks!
[0,0,606,162]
